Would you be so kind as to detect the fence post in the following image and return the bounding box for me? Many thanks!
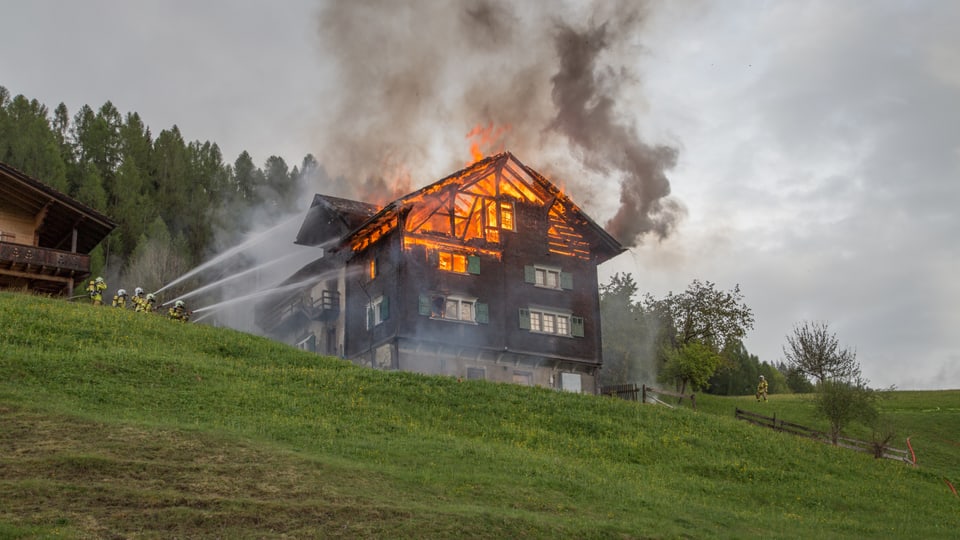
[690,394,696,410]
[642,384,647,404]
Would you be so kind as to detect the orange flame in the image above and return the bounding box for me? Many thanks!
[466,123,511,164]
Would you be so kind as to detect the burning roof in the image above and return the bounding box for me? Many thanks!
[343,151,624,263]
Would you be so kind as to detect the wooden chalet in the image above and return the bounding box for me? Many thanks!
[0,161,116,296]
[256,152,624,393]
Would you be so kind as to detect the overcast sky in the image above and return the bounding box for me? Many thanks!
[3,1,958,390]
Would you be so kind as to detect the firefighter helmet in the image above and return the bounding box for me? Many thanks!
[117,289,127,297]
[135,287,144,296]
[146,294,155,302]
[95,277,105,283]
[175,300,185,308]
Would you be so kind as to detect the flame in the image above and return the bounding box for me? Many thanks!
[348,151,592,261]
[466,123,511,164]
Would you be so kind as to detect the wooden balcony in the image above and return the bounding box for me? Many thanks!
[0,241,91,295]
[256,289,341,333]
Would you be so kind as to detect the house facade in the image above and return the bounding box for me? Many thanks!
[0,162,116,296]
[256,152,623,393]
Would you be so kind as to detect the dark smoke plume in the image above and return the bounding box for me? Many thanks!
[550,21,683,244]
[312,0,682,245]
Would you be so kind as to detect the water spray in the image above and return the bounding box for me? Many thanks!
[153,211,306,297]
[160,250,316,307]
[191,266,361,315]
[191,276,324,314]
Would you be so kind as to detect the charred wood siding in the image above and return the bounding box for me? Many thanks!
[499,202,601,365]
[344,231,402,361]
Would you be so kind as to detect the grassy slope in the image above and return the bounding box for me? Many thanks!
[1,292,957,539]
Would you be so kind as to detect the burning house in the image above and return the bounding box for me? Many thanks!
[256,152,624,393]
[0,162,116,296]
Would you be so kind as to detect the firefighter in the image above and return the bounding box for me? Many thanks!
[131,287,145,311]
[86,276,107,306]
[168,300,190,322]
[112,288,129,309]
[756,375,769,402]
[139,293,157,313]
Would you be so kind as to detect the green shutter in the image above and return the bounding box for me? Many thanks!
[519,308,531,330]
[307,334,317,352]
[367,305,375,328]
[380,295,389,320]
[467,255,480,275]
[524,265,536,283]
[560,272,573,290]
[571,316,585,337]
[475,302,489,324]
[418,294,431,316]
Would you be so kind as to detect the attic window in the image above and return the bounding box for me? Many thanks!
[436,251,480,274]
[439,252,467,273]
[500,201,515,231]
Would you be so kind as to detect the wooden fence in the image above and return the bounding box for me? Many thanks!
[599,383,641,401]
[599,383,696,410]
[734,408,914,464]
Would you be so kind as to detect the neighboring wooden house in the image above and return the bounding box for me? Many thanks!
[0,161,116,296]
[256,152,624,393]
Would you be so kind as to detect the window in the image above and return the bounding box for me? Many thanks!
[419,294,488,324]
[519,308,584,337]
[437,251,480,274]
[524,265,573,290]
[439,252,466,273]
[366,295,389,329]
[500,201,515,231]
[467,367,485,380]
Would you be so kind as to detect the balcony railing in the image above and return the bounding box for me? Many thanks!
[256,289,341,332]
[0,241,90,276]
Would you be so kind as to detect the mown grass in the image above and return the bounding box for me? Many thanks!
[1,292,958,538]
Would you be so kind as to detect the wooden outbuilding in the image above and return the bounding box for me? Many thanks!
[0,161,116,296]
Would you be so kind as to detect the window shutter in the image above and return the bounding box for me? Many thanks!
[571,316,585,337]
[307,334,317,352]
[380,295,389,320]
[427,250,439,267]
[367,306,375,329]
[418,294,431,316]
[475,302,489,324]
[467,255,480,275]
[519,308,531,330]
[560,272,573,290]
[524,265,536,284]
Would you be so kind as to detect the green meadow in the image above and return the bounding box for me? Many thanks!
[1,292,957,538]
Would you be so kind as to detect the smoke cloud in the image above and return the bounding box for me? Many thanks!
[312,0,683,246]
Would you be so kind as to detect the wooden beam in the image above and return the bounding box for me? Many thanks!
[0,268,73,284]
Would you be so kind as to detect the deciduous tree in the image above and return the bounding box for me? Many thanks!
[645,279,754,393]
[783,321,859,384]
[814,375,878,444]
